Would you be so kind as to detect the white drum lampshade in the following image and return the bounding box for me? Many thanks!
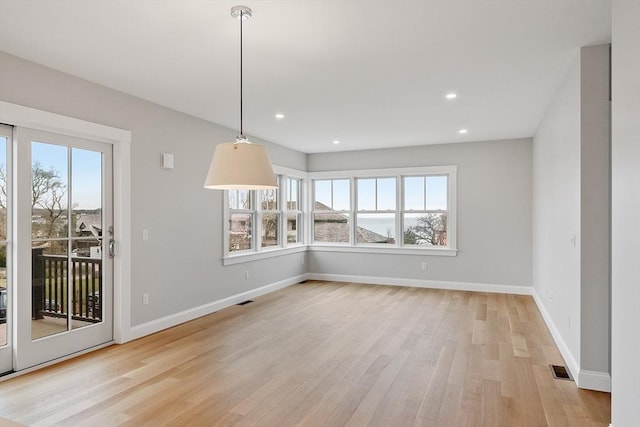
[204,141,277,190]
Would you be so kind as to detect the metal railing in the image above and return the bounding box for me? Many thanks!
[32,248,102,323]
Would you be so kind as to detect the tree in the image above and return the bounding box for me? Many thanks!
[404,213,448,246]
[0,162,68,241]
[31,162,67,239]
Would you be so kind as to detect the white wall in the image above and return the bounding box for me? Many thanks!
[611,1,640,424]
[533,57,581,367]
[308,138,532,289]
[0,51,307,330]
[532,45,611,391]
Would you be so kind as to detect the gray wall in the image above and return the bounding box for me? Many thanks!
[308,139,533,287]
[0,51,307,326]
[532,45,610,382]
[611,1,640,424]
[579,45,610,374]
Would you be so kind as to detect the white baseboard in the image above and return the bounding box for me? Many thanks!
[532,290,611,392]
[578,370,612,393]
[306,273,533,295]
[127,274,307,342]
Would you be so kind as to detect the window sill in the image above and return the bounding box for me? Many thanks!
[223,243,457,265]
[308,245,458,257]
[223,245,307,265]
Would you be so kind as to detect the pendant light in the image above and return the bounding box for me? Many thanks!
[204,5,277,190]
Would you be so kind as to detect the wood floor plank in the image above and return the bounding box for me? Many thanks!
[0,281,610,426]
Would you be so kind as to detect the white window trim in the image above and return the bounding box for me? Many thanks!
[285,176,304,246]
[309,165,457,254]
[222,165,457,265]
[222,165,308,265]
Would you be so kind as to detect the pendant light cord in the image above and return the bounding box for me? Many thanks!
[239,10,245,140]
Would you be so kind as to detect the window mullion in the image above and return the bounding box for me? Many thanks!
[351,177,356,245]
[397,175,403,247]
[281,176,286,248]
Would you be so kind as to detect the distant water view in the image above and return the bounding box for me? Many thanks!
[356,216,420,238]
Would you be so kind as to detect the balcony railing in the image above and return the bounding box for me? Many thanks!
[32,248,102,323]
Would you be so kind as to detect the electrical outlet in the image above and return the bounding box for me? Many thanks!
[143,293,149,305]
[421,261,427,270]
[245,270,250,280]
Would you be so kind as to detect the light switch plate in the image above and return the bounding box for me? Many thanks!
[161,152,174,169]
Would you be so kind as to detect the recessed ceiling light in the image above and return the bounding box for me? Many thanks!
[333,140,340,145]
[458,129,468,134]
[445,93,457,100]
[275,113,285,119]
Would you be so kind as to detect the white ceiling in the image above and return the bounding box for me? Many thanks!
[0,1,611,153]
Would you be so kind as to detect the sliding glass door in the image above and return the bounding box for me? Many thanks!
[14,128,114,371]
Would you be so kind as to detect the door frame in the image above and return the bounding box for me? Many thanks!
[0,124,14,374]
[0,101,131,370]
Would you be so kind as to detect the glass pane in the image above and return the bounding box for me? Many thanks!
[314,212,349,243]
[314,180,332,209]
[333,179,350,210]
[261,213,279,248]
[357,179,375,211]
[261,188,278,211]
[32,142,68,239]
[71,149,102,238]
[0,137,6,241]
[426,176,448,210]
[0,244,6,347]
[377,178,396,210]
[229,190,251,210]
[403,212,448,246]
[229,213,253,252]
[71,239,103,329]
[32,241,69,339]
[286,213,300,244]
[404,176,425,210]
[356,214,395,244]
[287,178,298,210]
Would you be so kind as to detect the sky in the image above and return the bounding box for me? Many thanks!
[314,176,448,212]
[33,141,103,210]
[0,138,103,210]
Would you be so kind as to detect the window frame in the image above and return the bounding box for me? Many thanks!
[223,166,307,265]
[285,176,304,246]
[227,190,255,254]
[312,177,352,246]
[355,176,398,247]
[258,177,281,251]
[309,165,457,256]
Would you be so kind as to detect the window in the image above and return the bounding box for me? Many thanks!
[286,178,303,244]
[310,166,456,254]
[403,175,448,246]
[356,177,396,244]
[313,179,350,244]
[260,181,280,249]
[224,172,306,262]
[228,190,253,252]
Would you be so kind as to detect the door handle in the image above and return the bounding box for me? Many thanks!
[109,239,115,258]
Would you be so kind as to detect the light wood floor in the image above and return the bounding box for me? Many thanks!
[0,281,610,426]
